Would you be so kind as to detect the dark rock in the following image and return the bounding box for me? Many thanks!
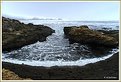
[79,25,89,29]
[97,30,119,41]
[102,27,112,31]
[64,26,74,35]
[64,25,89,35]
[64,26,118,47]
[2,17,55,51]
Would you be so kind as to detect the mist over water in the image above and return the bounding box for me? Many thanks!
[2,20,119,67]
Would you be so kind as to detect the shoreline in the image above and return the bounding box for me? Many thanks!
[2,17,119,80]
[2,52,119,80]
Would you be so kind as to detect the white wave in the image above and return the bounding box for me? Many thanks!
[2,48,118,67]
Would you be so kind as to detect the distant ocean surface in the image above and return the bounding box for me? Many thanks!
[20,20,119,29]
[2,20,119,67]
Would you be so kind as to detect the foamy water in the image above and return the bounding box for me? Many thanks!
[2,48,118,67]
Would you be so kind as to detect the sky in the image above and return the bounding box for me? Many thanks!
[2,2,120,21]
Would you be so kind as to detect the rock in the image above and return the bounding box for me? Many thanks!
[97,30,119,41]
[64,25,89,35]
[64,26,118,47]
[2,68,31,80]
[64,26,74,35]
[79,25,89,29]
[102,27,112,31]
[2,17,55,51]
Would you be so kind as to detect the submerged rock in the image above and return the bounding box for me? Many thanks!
[64,25,118,47]
[2,17,55,51]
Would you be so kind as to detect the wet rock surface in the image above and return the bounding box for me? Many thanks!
[64,25,118,47]
[2,52,119,80]
[2,17,55,51]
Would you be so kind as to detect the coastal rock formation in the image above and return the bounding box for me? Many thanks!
[2,17,55,51]
[64,25,118,47]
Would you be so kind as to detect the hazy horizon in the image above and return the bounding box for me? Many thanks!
[2,2,120,21]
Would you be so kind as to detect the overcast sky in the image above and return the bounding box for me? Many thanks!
[2,1,120,21]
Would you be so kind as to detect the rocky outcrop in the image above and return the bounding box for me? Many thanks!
[2,17,55,51]
[64,25,118,47]
[64,25,88,36]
